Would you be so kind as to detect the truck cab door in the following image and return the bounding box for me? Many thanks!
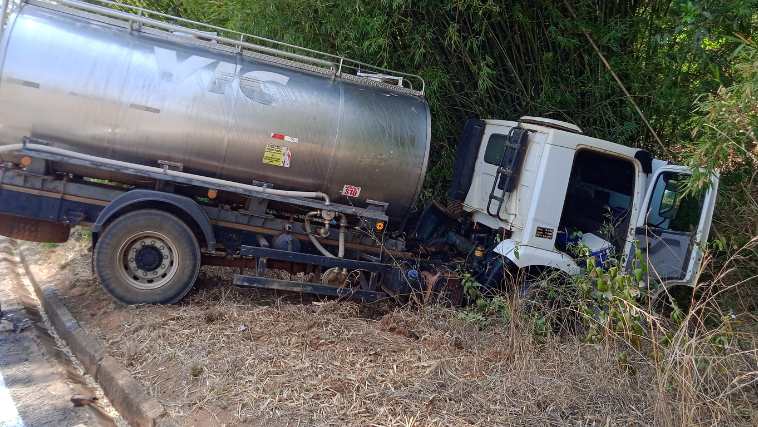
[480,127,513,218]
[470,126,528,221]
[461,124,514,217]
[629,166,718,287]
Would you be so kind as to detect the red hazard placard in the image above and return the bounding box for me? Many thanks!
[270,132,299,143]
[341,185,361,198]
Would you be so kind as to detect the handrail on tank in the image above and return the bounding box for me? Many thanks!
[45,0,334,68]
[29,0,425,95]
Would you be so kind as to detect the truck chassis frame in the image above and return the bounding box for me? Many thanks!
[0,138,418,302]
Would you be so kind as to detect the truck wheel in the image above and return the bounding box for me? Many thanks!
[94,209,200,304]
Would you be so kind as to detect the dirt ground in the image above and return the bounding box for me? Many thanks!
[21,231,663,426]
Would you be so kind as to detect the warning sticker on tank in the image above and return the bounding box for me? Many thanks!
[341,185,361,198]
[262,144,291,167]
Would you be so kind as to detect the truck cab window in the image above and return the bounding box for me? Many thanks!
[556,150,636,255]
[484,133,509,165]
[647,172,704,232]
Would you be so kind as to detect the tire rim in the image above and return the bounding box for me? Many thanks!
[116,231,178,290]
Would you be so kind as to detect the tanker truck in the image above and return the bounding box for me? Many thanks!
[0,0,719,305]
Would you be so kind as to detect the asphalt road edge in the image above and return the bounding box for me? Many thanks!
[16,245,166,427]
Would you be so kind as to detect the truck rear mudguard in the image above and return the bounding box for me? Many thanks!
[91,190,216,251]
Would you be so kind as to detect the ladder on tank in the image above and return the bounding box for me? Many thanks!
[486,127,529,221]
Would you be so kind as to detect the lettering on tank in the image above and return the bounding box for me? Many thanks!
[153,47,290,105]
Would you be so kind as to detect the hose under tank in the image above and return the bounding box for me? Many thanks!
[304,210,346,258]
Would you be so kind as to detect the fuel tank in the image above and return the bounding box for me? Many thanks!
[0,1,431,224]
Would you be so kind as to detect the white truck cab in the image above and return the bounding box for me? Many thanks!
[456,116,718,288]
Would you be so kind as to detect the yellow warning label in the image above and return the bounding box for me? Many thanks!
[262,144,291,167]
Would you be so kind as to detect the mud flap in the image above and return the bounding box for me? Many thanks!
[0,213,71,243]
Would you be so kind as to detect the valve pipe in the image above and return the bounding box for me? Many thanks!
[304,210,346,259]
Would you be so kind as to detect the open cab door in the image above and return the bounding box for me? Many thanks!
[630,166,718,287]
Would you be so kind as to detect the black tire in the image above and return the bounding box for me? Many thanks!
[94,209,200,304]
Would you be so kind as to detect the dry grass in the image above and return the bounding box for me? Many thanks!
[19,232,757,426]
[647,237,758,425]
[88,294,659,426]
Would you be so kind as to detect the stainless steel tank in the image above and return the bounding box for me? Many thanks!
[0,1,431,223]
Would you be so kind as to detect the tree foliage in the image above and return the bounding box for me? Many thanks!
[687,36,756,184]
[685,37,757,281]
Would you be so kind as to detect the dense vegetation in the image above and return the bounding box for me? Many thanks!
[118,0,755,423]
